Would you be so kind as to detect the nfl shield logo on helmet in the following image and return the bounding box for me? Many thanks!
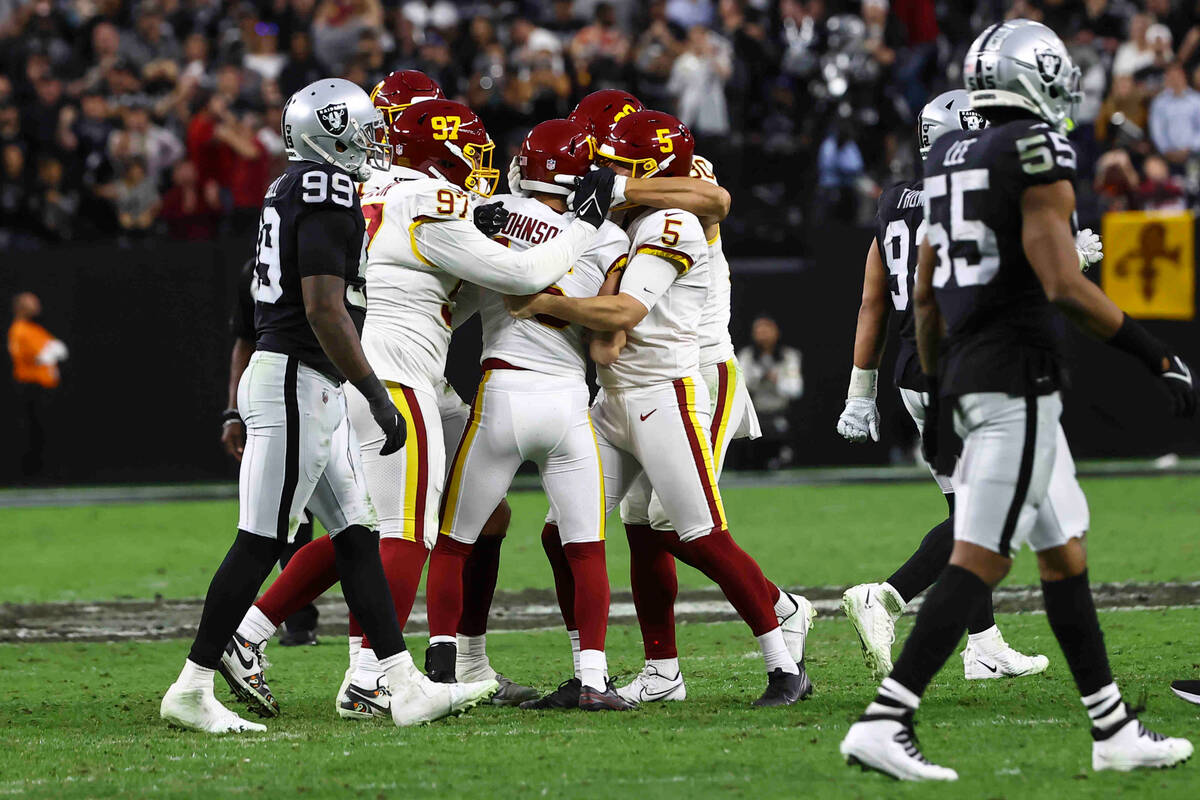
[316,102,349,136]
[546,158,556,170]
[1035,50,1062,83]
[958,109,986,131]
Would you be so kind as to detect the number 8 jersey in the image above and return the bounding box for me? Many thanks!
[924,118,1076,397]
[253,161,367,382]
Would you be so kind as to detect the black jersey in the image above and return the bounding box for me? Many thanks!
[231,258,256,341]
[923,117,1076,397]
[874,178,926,391]
[252,161,367,382]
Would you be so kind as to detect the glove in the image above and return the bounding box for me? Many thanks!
[473,202,509,238]
[1160,354,1197,417]
[1075,228,1102,271]
[352,373,407,455]
[507,155,527,197]
[837,397,880,442]
[920,380,940,468]
[569,166,616,228]
[555,172,628,210]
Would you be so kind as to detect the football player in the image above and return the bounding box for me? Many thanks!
[511,111,808,706]
[841,21,1195,779]
[161,78,494,733]
[424,119,636,710]
[835,90,1103,682]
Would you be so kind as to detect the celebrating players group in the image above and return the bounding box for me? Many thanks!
[160,18,1197,782]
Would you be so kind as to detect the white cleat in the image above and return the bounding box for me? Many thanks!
[337,675,392,720]
[161,683,267,734]
[840,715,958,782]
[336,665,354,714]
[962,628,1049,680]
[1093,713,1193,772]
[842,583,901,681]
[390,673,498,727]
[616,663,687,704]
[778,591,817,665]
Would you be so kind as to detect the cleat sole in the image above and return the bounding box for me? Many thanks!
[217,662,279,719]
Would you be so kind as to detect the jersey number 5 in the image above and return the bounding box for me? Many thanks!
[925,169,999,288]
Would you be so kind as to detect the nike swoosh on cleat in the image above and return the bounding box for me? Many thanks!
[636,683,681,701]
[640,409,657,421]
[228,642,256,671]
[976,659,998,673]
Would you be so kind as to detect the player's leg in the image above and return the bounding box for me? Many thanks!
[277,510,319,645]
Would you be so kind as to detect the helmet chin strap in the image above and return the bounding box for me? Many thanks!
[520,178,571,195]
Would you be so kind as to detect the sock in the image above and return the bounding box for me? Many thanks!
[567,629,581,678]
[255,534,339,626]
[625,524,679,659]
[885,517,955,604]
[177,659,215,690]
[352,647,382,685]
[667,529,777,636]
[347,635,362,671]
[429,635,456,646]
[237,604,277,644]
[1083,682,1129,732]
[967,594,997,635]
[1042,570,1114,697]
[564,540,609,653]
[542,523,577,629]
[889,564,990,698]
[379,537,428,631]
[380,649,418,691]
[579,648,608,692]
[332,525,406,660]
[426,536,473,640]
[772,587,794,619]
[457,634,491,677]
[966,624,1000,647]
[459,534,504,637]
[864,676,921,719]
[756,627,799,674]
[188,530,284,668]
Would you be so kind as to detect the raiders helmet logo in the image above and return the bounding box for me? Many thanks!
[958,109,986,131]
[546,158,556,170]
[1035,50,1063,83]
[316,102,349,136]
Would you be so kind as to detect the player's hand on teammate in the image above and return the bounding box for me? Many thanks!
[505,293,547,320]
[1159,354,1197,417]
[837,397,880,443]
[560,166,616,228]
[1075,228,1103,271]
[507,155,528,197]
[221,414,246,461]
[473,202,509,238]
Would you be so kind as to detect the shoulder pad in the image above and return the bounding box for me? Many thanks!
[410,179,472,221]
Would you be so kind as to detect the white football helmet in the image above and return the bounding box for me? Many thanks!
[282,78,390,181]
[918,89,987,160]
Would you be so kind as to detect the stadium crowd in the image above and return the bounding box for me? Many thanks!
[0,0,1197,250]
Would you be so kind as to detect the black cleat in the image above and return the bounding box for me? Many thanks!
[424,642,457,683]
[580,680,639,711]
[753,667,807,707]
[1171,680,1200,706]
[278,628,318,647]
[520,678,582,710]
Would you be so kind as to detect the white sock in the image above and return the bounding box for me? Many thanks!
[877,582,906,617]
[352,647,382,685]
[177,659,215,691]
[967,624,1001,646]
[347,636,362,669]
[579,649,608,692]
[429,634,456,646]
[457,632,491,665]
[865,676,921,718]
[773,589,796,619]
[647,657,680,678]
[567,629,581,678]
[757,627,799,674]
[1083,682,1127,731]
[380,650,417,689]
[237,604,276,644]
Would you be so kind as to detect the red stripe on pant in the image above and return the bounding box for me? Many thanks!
[671,378,724,533]
[709,361,729,447]
[358,537,429,647]
[401,386,429,544]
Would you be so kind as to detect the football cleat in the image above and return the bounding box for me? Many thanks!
[842,583,901,682]
[161,683,267,734]
[840,713,958,781]
[1170,680,1200,706]
[580,680,639,711]
[778,591,817,666]
[520,678,582,710]
[961,628,1049,680]
[752,668,810,707]
[1093,710,1193,771]
[277,628,318,647]
[490,673,540,706]
[616,663,686,704]
[424,642,457,683]
[337,676,391,720]
[217,634,278,718]
[390,673,498,727]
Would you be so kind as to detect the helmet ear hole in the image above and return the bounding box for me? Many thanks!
[334,141,348,153]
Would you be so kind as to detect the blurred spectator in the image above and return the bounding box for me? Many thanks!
[0,142,29,246]
[667,26,732,136]
[313,0,383,74]
[817,123,864,221]
[1137,153,1187,210]
[8,291,67,479]
[1148,63,1200,171]
[108,104,184,183]
[279,31,327,99]
[569,3,630,87]
[160,159,218,240]
[1096,73,1149,147]
[244,22,288,83]
[633,1,683,109]
[666,0,715,29]
[738,315,803,470]
[114,158,160,239]
[1113,15,1172,77]
[1094,148,1141,213]
[27,156,77,241]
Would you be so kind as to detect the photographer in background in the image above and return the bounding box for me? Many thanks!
[8,292,67,480]
[738,315,803,470]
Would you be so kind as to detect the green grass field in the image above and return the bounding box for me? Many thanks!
[2,476,1199,798]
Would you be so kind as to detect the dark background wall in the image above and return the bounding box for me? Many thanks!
[4,223,1198,486]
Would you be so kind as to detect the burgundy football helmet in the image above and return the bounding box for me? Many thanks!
[596,109,694,178]
[567,89,645,139]
[517,119,593,195]
[370,70,445,127]
[389,99,499,196]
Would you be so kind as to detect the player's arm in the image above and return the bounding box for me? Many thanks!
[837,239,891,443]
[587,263,627,365]
[509,252,672,331]
[221,336,254,460]
[298,210,405,454]
[912,238,940,377]
[620,176,731,227]
[1022,180,1196,416]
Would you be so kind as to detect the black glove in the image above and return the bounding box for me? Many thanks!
[473,202,509,238]
[1160,355,1197,417]
[569,166,616,228]
[921,378,940,469]
[352,373,407,456]
[1109,314,1197,417]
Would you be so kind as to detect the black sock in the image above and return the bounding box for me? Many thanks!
[966,593,997,635]
[890,564,990,697]
[188,530,284,668]
[1042,570,1113,697]
[886,516,955,603]
[333,525,406,659]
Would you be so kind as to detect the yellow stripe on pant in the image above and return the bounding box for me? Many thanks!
[710,359,738,470]
[682,376,727,528]
[438,371,491,536]
[387,386,423,543]
[587,411,606,541]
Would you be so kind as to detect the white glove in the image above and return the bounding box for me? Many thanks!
[507,155,528,197]
[1075,228,1102,271]
[838,397,880,443]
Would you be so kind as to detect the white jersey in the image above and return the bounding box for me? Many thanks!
[599,207,709,389]
[359,172,597,390]
[479,194,629,379]
[691,155,735,367]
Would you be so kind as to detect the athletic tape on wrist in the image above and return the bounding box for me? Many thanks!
[847,366,878,399]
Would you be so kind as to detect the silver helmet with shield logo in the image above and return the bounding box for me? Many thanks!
[963,19,1081,134]
[281,78,390,181]
[917,89,987,159]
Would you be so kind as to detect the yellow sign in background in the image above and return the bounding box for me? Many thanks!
[1101,210,1195,320]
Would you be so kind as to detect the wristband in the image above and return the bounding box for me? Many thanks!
[611,175,628,206]
[221,408,242,426]
[351,371,390,406]
[1108,314,1168,374]
[847,366,878,399]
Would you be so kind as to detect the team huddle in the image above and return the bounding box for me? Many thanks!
[160,17,1197,783]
